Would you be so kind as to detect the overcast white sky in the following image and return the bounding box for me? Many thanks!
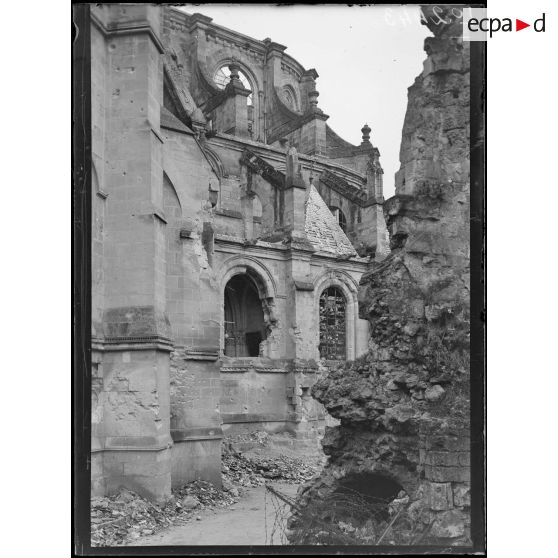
[179,4,431,198]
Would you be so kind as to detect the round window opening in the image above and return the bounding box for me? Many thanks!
[213,66,253,106]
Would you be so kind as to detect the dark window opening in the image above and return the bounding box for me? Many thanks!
[224,274,267,357]
[329,206,347,232]
[319,286,346,360]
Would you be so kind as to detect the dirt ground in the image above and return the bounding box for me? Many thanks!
[136,482,300,546]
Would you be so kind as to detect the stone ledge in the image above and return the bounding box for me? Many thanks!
[221,365,287,373]
[215,208,243,220]
[222,413,290,424]
[183,348,220,361]
[93,335,173,352]
[93,434,173,453]
[171,427,223,442]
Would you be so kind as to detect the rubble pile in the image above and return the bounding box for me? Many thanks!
[91,481,238,547]
[222,441,318,487]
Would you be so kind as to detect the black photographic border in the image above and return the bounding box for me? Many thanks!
[72,3,486,554]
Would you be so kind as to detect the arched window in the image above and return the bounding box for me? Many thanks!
[224,274,266,357]
[213,65,253,106]
[319,286,347,360]
[329,206,347,232]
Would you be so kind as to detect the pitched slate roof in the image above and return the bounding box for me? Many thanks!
[305,185,357,257]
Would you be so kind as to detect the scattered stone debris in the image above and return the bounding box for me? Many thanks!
[91,432,323,547]
[91,481,239,547]
[222,437,319,487]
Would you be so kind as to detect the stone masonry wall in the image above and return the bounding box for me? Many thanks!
[289,6,471,546]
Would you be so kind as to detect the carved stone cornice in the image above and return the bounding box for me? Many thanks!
[92,335,174,353]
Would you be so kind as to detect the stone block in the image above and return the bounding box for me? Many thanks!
[424,464,470,483]
[430,509,467,539]
[171,439,222,488]
[426,482,453,511]
[424,450,469,467]
[453,485,471,507]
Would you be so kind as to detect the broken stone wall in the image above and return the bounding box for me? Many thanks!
[289,5,471,545]
[159,126,224,488]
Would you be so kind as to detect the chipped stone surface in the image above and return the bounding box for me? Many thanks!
[289,5,471,545]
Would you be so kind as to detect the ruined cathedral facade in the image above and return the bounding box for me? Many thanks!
[91,5,389,501]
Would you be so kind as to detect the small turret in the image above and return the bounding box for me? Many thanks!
[361,123,371,145]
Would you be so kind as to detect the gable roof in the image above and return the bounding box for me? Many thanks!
[305,185,357,257]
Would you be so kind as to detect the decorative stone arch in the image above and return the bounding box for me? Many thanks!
[201,145,226,181]
[218,256,278,357]
[211,57,262,95]
[313,270,360,361]
[211,57,262,140]
[281,84,300,113]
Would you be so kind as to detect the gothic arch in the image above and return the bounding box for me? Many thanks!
[313,271,359,361]
[210,57,262,93]
[219,255,278,301]
[210,57,261,140]
[201,145,226,181]
[218,256,278,356]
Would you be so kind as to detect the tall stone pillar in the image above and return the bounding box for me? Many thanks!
[281,146,320,441]
[299,75,329,156]
[220,62,251,137]
[91,4,172,502]
[354,133,390,258]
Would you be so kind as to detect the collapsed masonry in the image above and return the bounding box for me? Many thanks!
[288,6,471,545]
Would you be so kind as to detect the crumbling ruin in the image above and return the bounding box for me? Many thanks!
[289,6,471,546]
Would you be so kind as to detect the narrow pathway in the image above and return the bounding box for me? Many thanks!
[135,483,299,546]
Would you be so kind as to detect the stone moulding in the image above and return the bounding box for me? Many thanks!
[220,365,287,374]
[171,427,223,442]
[92,434,173,453]
[214,208,243,220]
[92,335,174,352]
[183,348,219,361]
[221,412,291,424]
